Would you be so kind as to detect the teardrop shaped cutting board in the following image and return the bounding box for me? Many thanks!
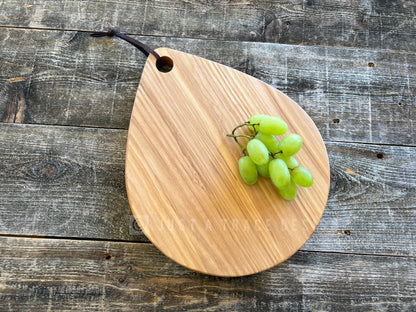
[125,48,330,277]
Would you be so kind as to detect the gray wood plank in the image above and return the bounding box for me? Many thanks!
[0,236,414,311]
[0,123,415,256]
[1,29,415,145]
[0,123,140,241]
[0,0,415,51]
[304,141,416,256]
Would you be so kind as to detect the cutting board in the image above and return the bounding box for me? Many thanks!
[125,48,330,277]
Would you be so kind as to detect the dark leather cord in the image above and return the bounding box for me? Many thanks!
[91,29,161,61]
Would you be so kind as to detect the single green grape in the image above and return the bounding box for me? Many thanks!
[281,155,299,169]
[291,166,313,187]
[258,116,288,136]
[238,156,258,185]
[277,134,303,156]
[248,114,267,132]
[269,158,290,189]
[256,157,271,178]
[247,139,269,166]
[278,179,297,200]
[255,132,279,153]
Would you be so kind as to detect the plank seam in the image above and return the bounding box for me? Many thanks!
[1,123,415,148]
[0,25,415,55]
[0,233,414,259]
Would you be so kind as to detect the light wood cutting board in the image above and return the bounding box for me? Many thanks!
[125,48,330,277]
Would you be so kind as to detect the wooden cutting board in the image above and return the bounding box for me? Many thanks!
[125,48,330,277]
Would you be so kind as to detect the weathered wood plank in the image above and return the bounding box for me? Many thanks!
[0,123,415,256]
[0,236,414,311]
[0,123,140,241]
[305,141,416,256]
[0,0,415,51]
[1,29,414,145]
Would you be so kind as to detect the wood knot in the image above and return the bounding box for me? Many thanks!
[42,164,57,176]
[37,162,60,180]
[26,159,69,182]
[130,217,142,236]
[104,253,113,260]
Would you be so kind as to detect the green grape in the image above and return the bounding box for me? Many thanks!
[269,158,290,189]
[247,139,269,166]
[258,116,288,136]
[256,157,271,178]
[291,166,313,187]
[275,154,298,169]
[282,156,299,169]
[238,156,258,185]
[278,179,297,200]
[255,132,279,153]
[248,114,267,132]
[277,134,303,156]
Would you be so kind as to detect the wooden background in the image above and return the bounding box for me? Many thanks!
[0,0,415,311]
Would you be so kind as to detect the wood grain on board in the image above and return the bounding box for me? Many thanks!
[125,48,330,276]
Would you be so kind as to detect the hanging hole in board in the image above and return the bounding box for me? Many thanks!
[156,56,174,73]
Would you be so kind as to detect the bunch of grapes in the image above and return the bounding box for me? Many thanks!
[227,114,313,200]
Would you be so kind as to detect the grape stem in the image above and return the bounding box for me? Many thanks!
[226,134,252,139]
[270,151,282,159]
[226,122,257,156]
